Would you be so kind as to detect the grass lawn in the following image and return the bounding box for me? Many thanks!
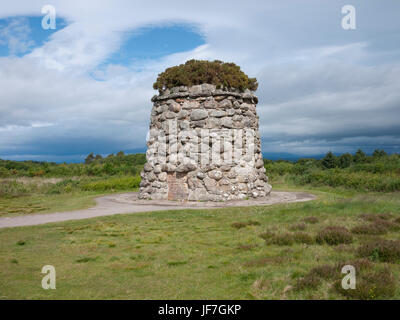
[0,176,140,217]
[0,192,99,217]
[1,183,400,299]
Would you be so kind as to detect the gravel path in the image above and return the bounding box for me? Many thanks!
[0,191,316,229]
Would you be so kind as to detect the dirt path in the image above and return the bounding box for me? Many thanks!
[0,191,316,229]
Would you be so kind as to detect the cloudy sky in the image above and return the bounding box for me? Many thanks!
[0,0,399,162]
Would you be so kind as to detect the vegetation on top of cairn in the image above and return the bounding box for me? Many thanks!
[153,59,258,92]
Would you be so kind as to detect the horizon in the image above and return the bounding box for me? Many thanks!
[1,1,400,161]
[1,149,397,164]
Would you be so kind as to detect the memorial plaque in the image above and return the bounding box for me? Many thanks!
[167,172,189,200]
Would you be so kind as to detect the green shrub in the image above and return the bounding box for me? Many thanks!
[153,60,258,92]
[81,176,141,192]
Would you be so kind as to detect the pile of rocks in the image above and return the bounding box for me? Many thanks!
[139,83,272,201]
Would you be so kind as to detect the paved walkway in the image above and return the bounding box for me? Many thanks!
[0,191,316,229]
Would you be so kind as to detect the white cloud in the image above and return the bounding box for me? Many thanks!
[0,17,34,55]
[0,0,400,160]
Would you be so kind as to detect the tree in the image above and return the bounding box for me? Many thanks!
[85,152,95,164]
[321,151,337,169]
[372,149,387,158]
[95,154,103,161]
[338,153,353,168]
[354,149,367,163]
[116,151,125,157]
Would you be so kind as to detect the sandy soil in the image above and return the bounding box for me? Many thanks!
[0,191,316,229]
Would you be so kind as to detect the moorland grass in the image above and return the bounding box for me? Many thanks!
[0,176,140,217]
[0,186,399,300]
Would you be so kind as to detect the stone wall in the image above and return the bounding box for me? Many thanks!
[139,83,272,201]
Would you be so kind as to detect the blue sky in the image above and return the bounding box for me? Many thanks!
[0,0,399,162]
[0,16,66,56]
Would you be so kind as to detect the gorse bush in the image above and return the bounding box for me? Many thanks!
[153,59,258,92]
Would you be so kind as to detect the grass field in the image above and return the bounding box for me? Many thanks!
[1,181,400,299]
[0,176,140,217]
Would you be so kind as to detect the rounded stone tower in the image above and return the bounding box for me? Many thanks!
[139,83,272,201]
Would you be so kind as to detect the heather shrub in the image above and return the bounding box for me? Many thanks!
[334,266,396,299]
[316,226,353,245]
[309,264,338,280]
[360,213,393,221]
[357,240,400,263]
[292,232,315,244]
[351,223,388,235]
[307,259,371,281]
[246,220,261,226]
[232,220,260,229]
[267,234,294,246]
[289,223,306,231]
[303,217,319,224]
[153,60,258,92]
[237,244,258,251]
[295,274,321,291]
[259,230,275,240]
[231,222,247,229]
[374,219,400,231]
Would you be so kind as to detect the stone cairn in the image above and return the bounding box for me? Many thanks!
[139,83,272,201]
